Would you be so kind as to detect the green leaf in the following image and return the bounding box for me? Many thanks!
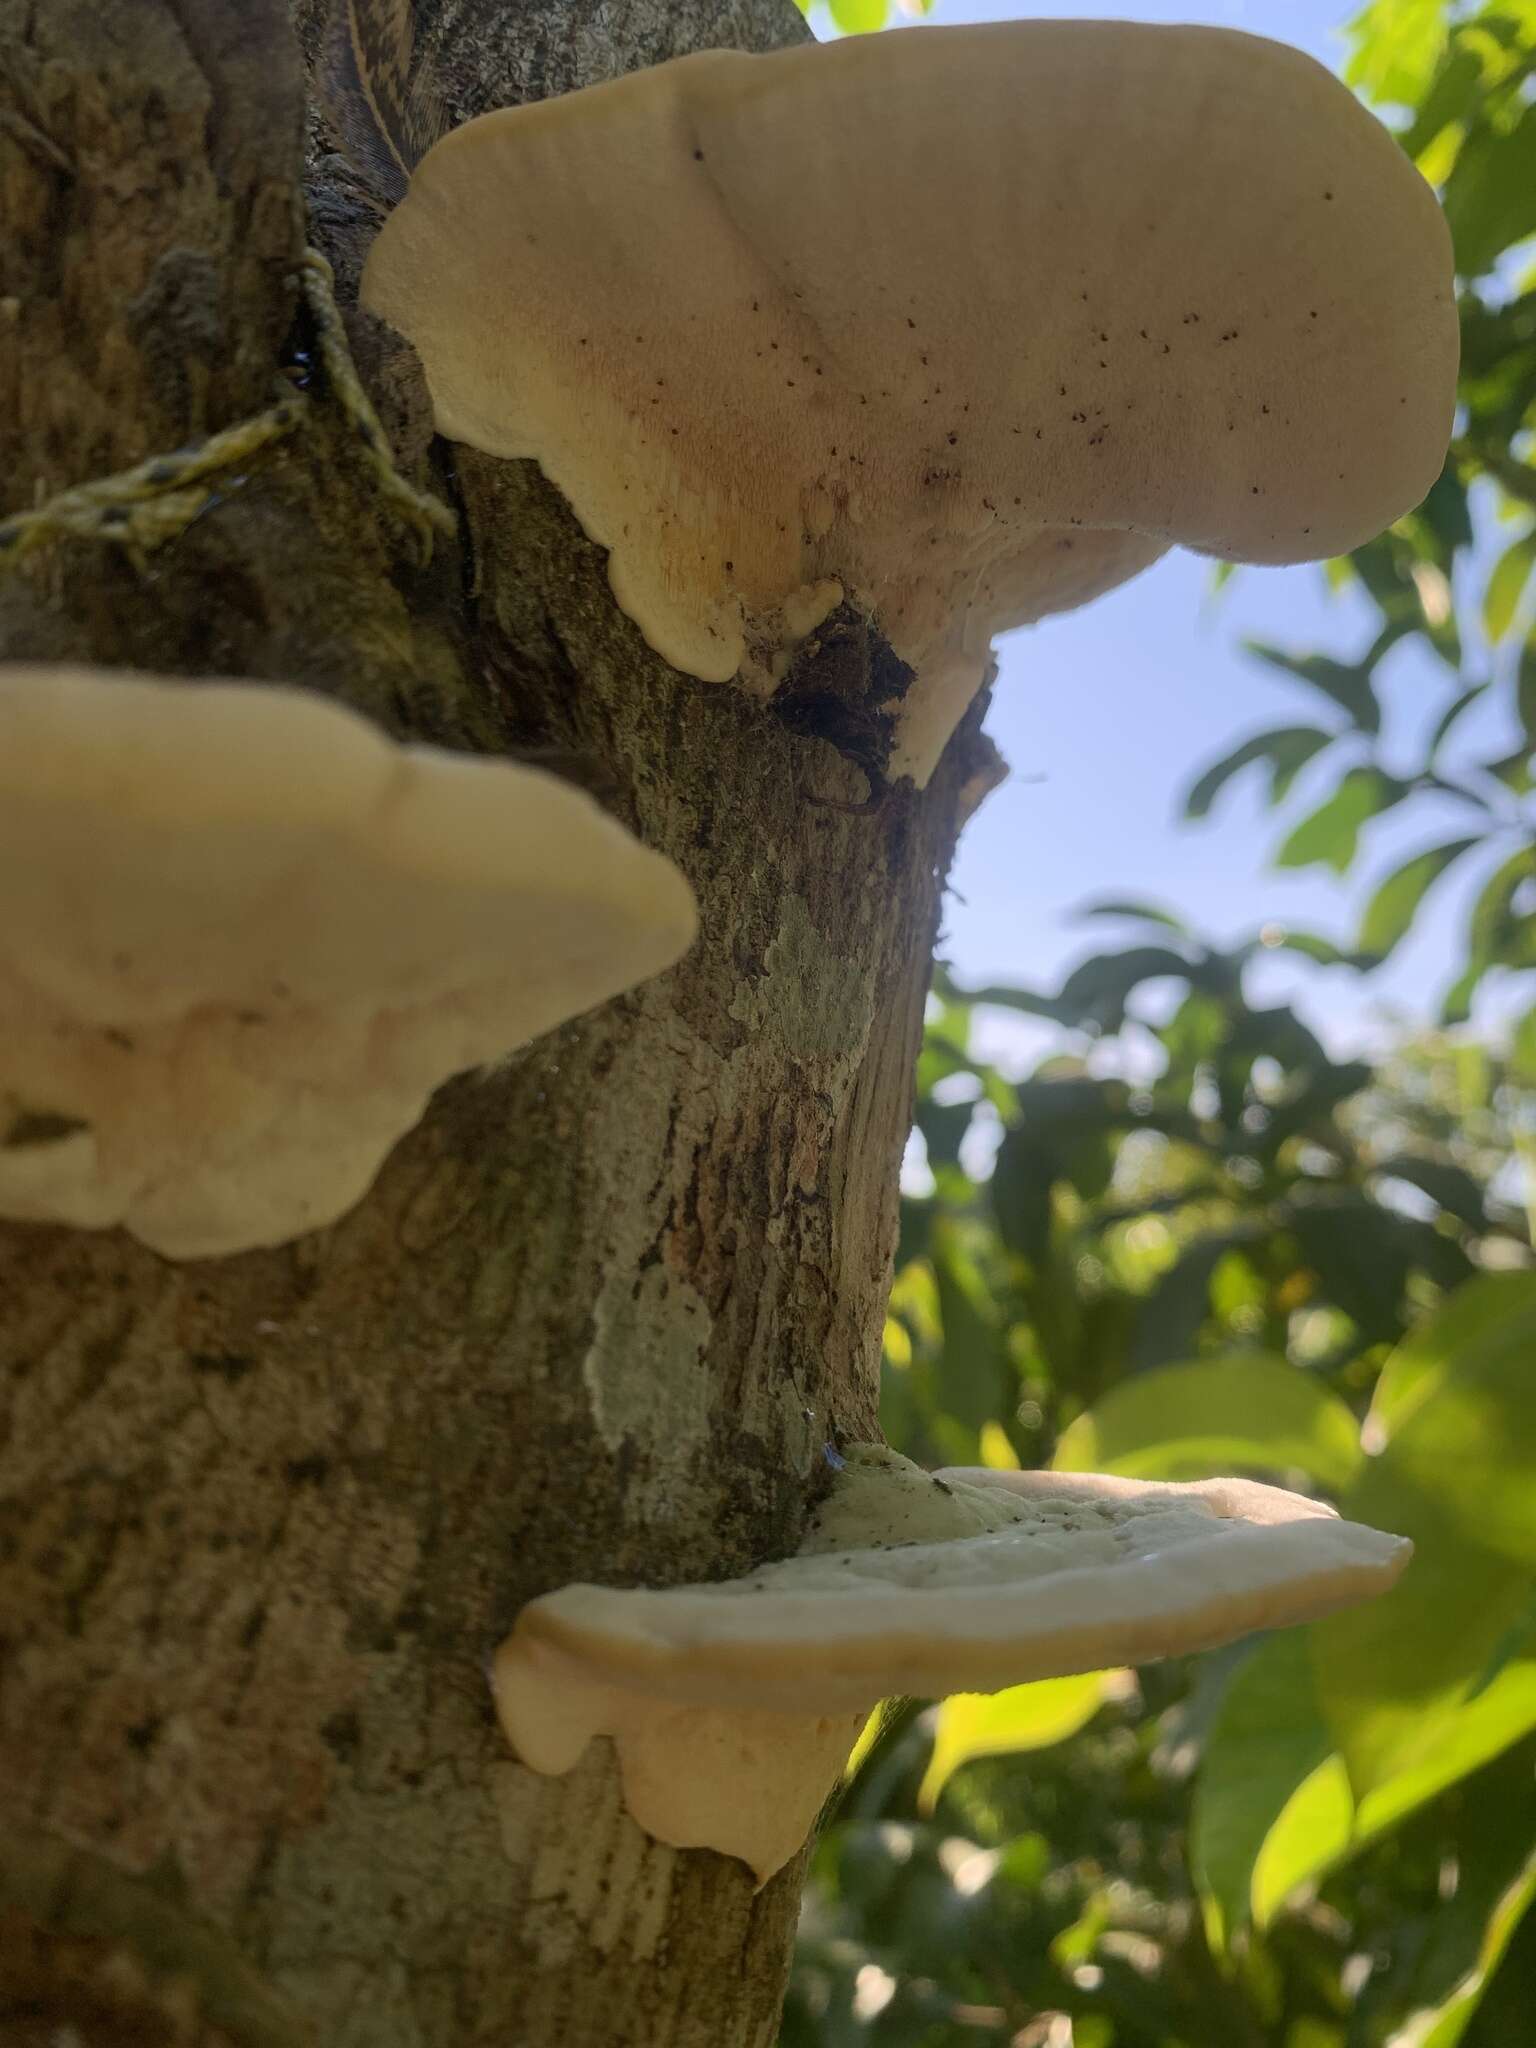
[1263,928,1357,966]
[1441,960,1483,1025]
[1359,838,1482,960]
[1417,463,1475,562]
[1483,531,1536,641]
[1469,843,1536,969]
[929,1218,1011,1433]
[1275,770,1404,875]
[1011,1075,1131,1135]
[1183,727,1336,819]
[1481,744,1535,794]
[1191,1632,1336,1949]
[1520,639,1536,745]
[1256,1056,1375,1156]
[1194,1633,1536,1949]
[1344,0,1448,107]
[1052,1355,1363,1493]
[827,0,887,31]
[1285,1196,1470,1347]
[1427,681,1491,763]
[1379,1765,1536,2048]
[1050,946,1203,1034]
[1312,1273,1536,1794]
[1252,1754,1355,1930]
[1129,1228,1267,1373]
[1512,1002,1536,1083]
[918,1672,1120,1811]
[1070,898,1188,933]
[1443,98,1536,278]
[916,1095,975,1171]
[1353,1644,1536,1848]
[1369,1270,1536,1446]
[1401,42,1488,159]
[1246,642,1383,735]
[990,1128,1055,1265]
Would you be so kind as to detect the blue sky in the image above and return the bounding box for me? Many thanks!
[817,0,1524,1063]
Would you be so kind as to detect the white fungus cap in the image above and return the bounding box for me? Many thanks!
[0,666,697,1258]
[494,1448,1410,1882]
[362,22,1458,783]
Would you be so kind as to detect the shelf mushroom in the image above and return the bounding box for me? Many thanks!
[493,1446,1411,1885]
[0,665,696,1258]
[361,21,1458,783]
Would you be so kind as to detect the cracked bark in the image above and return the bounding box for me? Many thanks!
[0,2,996,2044]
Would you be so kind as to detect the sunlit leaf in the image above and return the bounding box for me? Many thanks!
[1354,1645,1536,1848]
[1195,1632,1536,1949]
[1344,0,1448,108]
[1313,1274,1536,1794]
[977,1420,1020,1470]
[1369,1269,1536,1441]
[1053,1355,1362,1493]
[827,0,888,31]
[919,1672,1122,1811]
[1252,1754,1355,1929]
[842,1705,887,1782]
[1482,530,1536,641]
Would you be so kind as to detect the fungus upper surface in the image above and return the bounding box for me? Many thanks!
[363,22,1458,782]
[493,1449,1410,1879]
[0,666,697,1257]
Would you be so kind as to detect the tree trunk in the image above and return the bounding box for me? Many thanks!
[0,3,995,2044]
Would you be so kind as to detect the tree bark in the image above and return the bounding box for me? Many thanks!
[0,3,996,2044]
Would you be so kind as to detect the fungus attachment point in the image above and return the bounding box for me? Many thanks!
[0,666,696,1258]
[363,22,1456,784]
[493,1447,1410,1884]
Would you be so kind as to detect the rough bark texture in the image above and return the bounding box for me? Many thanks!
[0,3,995,2045]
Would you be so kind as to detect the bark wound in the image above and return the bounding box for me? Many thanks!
[0,1,989,2043]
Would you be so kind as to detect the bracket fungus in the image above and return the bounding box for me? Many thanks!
[0,666,696,1258]
[493,1446,1411,1884]
[362,22,1457,784]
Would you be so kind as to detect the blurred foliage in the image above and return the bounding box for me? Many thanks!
[786,5,1536,2043]
[787,948,1536,2047]
[794,0,931,36]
